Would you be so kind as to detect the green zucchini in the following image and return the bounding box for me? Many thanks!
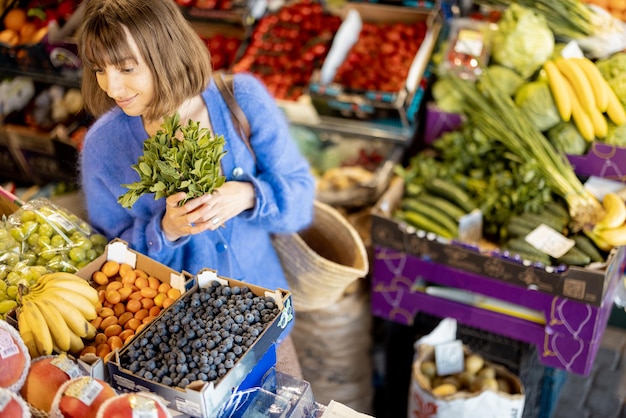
[414,193,468,221]
[424,178,476,213]
[573,235,605,263]
[517,212,565,233]
[544,200,570,220]
[399,210,456,239]
[401,199,459,238]
[505,217,537,237]
[556,246,591,266]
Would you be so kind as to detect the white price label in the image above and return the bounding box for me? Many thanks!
[435,339,465,376]
[525,224,575,259]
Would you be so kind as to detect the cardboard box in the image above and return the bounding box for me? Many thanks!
[370,177,626,375]
[107,268,294,417]
[0,126,29,182]
[308,2,441,130]
[4,124,79,185]
[372,176,624,306]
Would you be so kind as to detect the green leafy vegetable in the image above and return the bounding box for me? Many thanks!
[514,80,561,132]
[547,121,588,155]
[491,4,555,79]
[482,65,525,96]
[118,113,227,209]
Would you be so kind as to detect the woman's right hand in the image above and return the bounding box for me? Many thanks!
[161,192,215,242]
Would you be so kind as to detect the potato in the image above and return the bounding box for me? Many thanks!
[470,376,499,393]
[420,360,437,379]
[497,377,513,394]
[477,366,496,380]
[464,354,484,375]
[432,383,458,397]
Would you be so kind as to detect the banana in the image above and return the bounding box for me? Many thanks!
[22,301,54,357]
[544,59,572,122]
[595,223,626,248]
[572,57,610,113]
[17,308,40,358]
[28,275,99,305]
[588,106,609,139]
[606,84,626,126]
[563,79,595,141]
[33,271,87,289]
[30,286,98,321]
[596,193,626,230]
[68,330,85,356]
[34,298,73,353]
[555,57,597,115]
[46,294,97,338]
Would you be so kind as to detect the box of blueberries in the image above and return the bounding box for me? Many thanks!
[106,267,295,417]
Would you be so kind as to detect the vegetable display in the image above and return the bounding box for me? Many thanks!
[118,113,226,209]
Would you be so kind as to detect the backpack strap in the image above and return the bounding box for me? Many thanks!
[213,72,255,161]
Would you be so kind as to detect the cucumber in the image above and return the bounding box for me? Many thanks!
[414,193,467,221]
[503,238,551,265]
[505,217,537,237]
[544,200,570,220]
[573,235,605,263]
[401,198,459,238]
[517,212,565,233]
[399,210,456,239]
[424,178,476,213]
[556,246,591,266]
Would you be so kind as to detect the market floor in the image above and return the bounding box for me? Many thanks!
[552,325,626,418]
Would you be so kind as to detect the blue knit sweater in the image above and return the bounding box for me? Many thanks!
[79,73,315,293]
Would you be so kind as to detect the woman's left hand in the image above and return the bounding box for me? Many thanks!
[202,181,256,230]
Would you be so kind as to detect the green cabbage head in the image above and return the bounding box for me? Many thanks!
[492,4,555,79]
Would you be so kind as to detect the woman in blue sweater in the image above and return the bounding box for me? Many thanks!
[77,0,315,365]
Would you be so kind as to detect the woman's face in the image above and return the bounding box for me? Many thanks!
[95,28,155,118]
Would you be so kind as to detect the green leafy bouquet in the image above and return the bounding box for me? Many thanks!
[118,113,226,209]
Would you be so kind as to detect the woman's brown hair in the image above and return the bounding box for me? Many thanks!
[78,0,212,121]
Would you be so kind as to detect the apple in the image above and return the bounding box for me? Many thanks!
[0,387,29,418]
[52,376,116,418]
[20,353,85,412]
[96,392,172,418]
[0,322,30,392]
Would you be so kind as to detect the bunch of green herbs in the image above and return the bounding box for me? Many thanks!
[118,113,226,209]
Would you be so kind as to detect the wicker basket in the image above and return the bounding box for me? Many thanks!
[272,200,369,312]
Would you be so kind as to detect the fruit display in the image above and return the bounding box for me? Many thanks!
[118,279,281,388]
[0,386,30,417]
[543,56,626,141]
[334,19,428,93]
[81,260,183,361]
[20,353,87,413]
[17,271,99,358]
[0,0,79,47]
[0,320,30,392]
[50,376,117,418]
[0,199,107,321]
[97,392,172,418]
[233,0,342,100]
[200,32,242,71]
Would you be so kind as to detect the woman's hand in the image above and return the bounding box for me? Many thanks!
[161,181,255,242]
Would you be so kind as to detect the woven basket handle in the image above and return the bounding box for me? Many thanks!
[213,72,255,161]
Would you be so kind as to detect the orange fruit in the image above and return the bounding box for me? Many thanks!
[19,22,37,44]
[0,29,18,46]
[4,9,27,32]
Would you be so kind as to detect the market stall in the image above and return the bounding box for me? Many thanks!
[0,0,626,417]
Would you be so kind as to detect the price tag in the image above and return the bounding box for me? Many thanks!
[434,339,465,376]
[458,209,483,244]
[525,224,575,259]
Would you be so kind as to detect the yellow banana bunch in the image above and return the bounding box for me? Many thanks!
[590,192,626,249]
[544,57,626,141]
[17,272,99,358]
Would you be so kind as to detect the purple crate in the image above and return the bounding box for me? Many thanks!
[371,244,626,375]
[567,141,626,182]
